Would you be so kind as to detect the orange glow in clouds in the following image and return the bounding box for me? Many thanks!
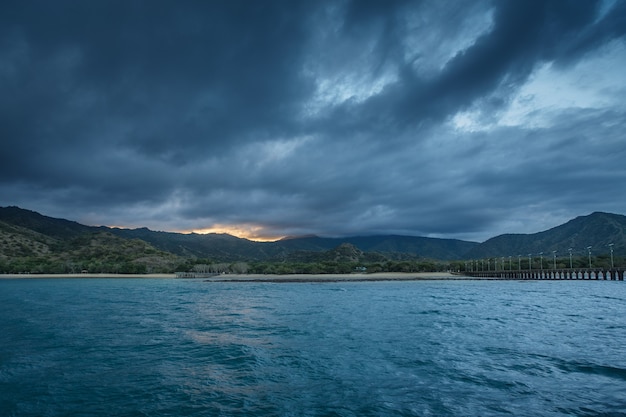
[185,224,284,242]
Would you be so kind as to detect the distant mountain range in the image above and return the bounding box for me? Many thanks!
[1,206,625,264]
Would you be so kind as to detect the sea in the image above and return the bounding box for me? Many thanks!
[1,278,625,417]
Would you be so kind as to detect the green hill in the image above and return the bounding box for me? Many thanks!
[465,212,626,260]
[274,235,477,260]
[0,206,92,239]
[2,206,626,273]
[0,207,181,274]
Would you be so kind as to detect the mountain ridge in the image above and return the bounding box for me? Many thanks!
[2,207,626,266]
[0,206,478,261]
[464,211,626,259]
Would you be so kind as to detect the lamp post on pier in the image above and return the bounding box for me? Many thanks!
[528,254,532,270]
[587,246,592,269]
[539,252,543,271]
[518,255,521,270]
[568,248,573,269]
[609,243,614,268]
[553,250,557,270]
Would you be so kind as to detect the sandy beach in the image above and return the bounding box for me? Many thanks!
[0,272,465,281]
[203,272,461,282]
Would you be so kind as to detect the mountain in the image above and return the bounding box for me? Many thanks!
[108,228,476,261]
[280,242,388,264]
[2,206,625,270]
[106,227,269,260]
[1,206,478,262]
[0,206,92,239]
[0,206,182,273]
[274,235,477,260]
[465,212,626,259]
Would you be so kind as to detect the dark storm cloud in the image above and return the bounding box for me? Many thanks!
[1,0,625,241]
[2,1,314,146]
[333,0,607,133]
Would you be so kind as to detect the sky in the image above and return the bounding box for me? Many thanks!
[1,0,626,243]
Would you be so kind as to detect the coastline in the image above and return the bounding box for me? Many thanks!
[0,273,175,279]
[203,272,463,282]
[0,272,472,281]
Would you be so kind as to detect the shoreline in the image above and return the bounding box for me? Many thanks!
[0,273,175,279]
[203,272,467,282]
[0,272,472,282]
[0,272,477,281]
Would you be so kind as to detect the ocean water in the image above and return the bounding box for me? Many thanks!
[1,278,625,417]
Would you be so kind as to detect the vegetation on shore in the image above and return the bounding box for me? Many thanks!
[0,212,451,274]
[0,237,448,275]
[0,229,183,274]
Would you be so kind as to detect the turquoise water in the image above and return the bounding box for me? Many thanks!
[1,278,626,416]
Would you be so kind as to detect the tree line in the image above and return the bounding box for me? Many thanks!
[4,255,623,276]
[177,259,450,275]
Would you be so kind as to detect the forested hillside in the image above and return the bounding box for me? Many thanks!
[2,207,625,274]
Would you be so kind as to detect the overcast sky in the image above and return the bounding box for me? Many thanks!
[1,0,625,242]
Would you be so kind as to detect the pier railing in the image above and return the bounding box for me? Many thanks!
[464,268,625,280]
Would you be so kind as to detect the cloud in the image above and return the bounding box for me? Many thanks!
[1,0,625,243]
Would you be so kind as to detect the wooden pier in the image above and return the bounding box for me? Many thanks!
[464,268,625,280]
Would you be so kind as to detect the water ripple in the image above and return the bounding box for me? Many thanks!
[1,279,626,416]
